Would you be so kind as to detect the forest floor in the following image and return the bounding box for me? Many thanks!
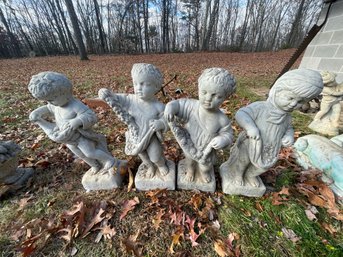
[0,49,342,257]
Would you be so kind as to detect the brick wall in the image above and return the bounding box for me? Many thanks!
[300,0,343,83]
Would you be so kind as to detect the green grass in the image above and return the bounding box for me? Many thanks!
[219,196,343,257]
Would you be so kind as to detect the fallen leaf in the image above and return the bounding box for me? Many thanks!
[281,228,301,243]
[82,207,106,237]
[152,208,165,230]
[17,196,34,211]
[214,240,229,257]
[121,230,142,257]
[127,168,134,192]
[305,210,317,221]
[120,197,140,221]
[169,227,184,254]
[321,222,337,234]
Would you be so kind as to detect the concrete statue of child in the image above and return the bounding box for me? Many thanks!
[309,71,343,136]
[28,71,123,191]
[220,69,323,197]
[165,68,236,192]
[98,63,175,191]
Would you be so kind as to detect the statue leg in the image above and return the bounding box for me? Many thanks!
[138,151,155,178]
[244,164,266,187]
[198,163,212,183]
[183,155,195,182]
[77,137,115,172]
[331,103,341,127]
[147,136,169,176]
[67,144,101,173]
[314,102,332,121]
[228,140,251,186]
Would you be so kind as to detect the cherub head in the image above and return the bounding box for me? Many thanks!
[131,63,163,101]
[28,71,73,107]
[269,69,323,112]
[320,71,337,87]
[198,68,236,111]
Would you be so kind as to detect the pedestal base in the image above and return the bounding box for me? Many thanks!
[176,159,215,193]
[220,162,266,197]
[2,168,34,186]
[82,161,126,191]
[135,160,175,191]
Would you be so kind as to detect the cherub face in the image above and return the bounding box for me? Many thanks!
[46,92,70,107]
[274,90,305,112]
[133,73,157,101]
[198,82,227,111]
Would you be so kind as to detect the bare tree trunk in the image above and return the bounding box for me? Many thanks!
[55,0,78,54]
[286,0,305,47]
[64,0,88,60]
[0,6,22,57]
[93,0,106,54]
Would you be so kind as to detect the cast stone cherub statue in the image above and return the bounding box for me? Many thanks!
[308,71,343,136]
[99,63,174,190]
[220,69,323,197]
[164,68,235,192]
[28,72,118,179]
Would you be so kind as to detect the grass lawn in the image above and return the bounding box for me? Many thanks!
[0,50,342,257]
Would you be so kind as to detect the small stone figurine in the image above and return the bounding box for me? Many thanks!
[0,141,33,186]
[28,71,122,191]
[99,63,175,191]
[309,71,343,136]
[294,134,343,202]
[220,69,323,197]
[165,68,236,192]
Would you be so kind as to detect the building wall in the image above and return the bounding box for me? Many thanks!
[300,0,343,83]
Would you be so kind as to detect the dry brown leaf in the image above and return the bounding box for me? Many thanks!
[321,222,337,234]
[17,196,34,211]
[281,228,301,243]
[120,196,140,221]
[152,208,165,230]
[305,210,317,221]
[127,168,134,192]
[214,240,229,257]
[82,208,106,237]
[169,227,184,254]
[121,229,142,257]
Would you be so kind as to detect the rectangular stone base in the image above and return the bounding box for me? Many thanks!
[135,160,176,191]
[177,159,216,193]
[220,164,265,197]
[82,169,122,192]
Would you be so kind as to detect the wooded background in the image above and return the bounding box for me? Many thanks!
[0,0,322,59]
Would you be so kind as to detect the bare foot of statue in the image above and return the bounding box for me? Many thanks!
[159,165,169,176]
[245,175,260,187]
[144,164,156,178]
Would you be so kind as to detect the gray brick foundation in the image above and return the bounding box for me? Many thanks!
[300,0,343,83]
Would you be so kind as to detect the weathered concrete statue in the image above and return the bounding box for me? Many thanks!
[294,134,343,203]
[99,63,175,191]
[309,71,343,136]
[165,68,235,192]
[220,69,323,197]
[0,141,33,186]
[28,71,122,191]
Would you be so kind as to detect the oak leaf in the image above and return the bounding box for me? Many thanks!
[120,196,140,220]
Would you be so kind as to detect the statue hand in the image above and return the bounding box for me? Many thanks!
[246,127,260,140]
[98,88,113,102]
[282,135,294,147]
[29,111,41,122]
[210,137,226,150]
[149,119,164,131]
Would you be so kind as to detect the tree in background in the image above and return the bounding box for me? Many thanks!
[0,0,322,58]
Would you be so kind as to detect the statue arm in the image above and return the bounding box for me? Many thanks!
[282,122,294,147]
[164,100,181,122]
[98,88,130,109]
[29,105,52,122]
[235,108,260,140]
